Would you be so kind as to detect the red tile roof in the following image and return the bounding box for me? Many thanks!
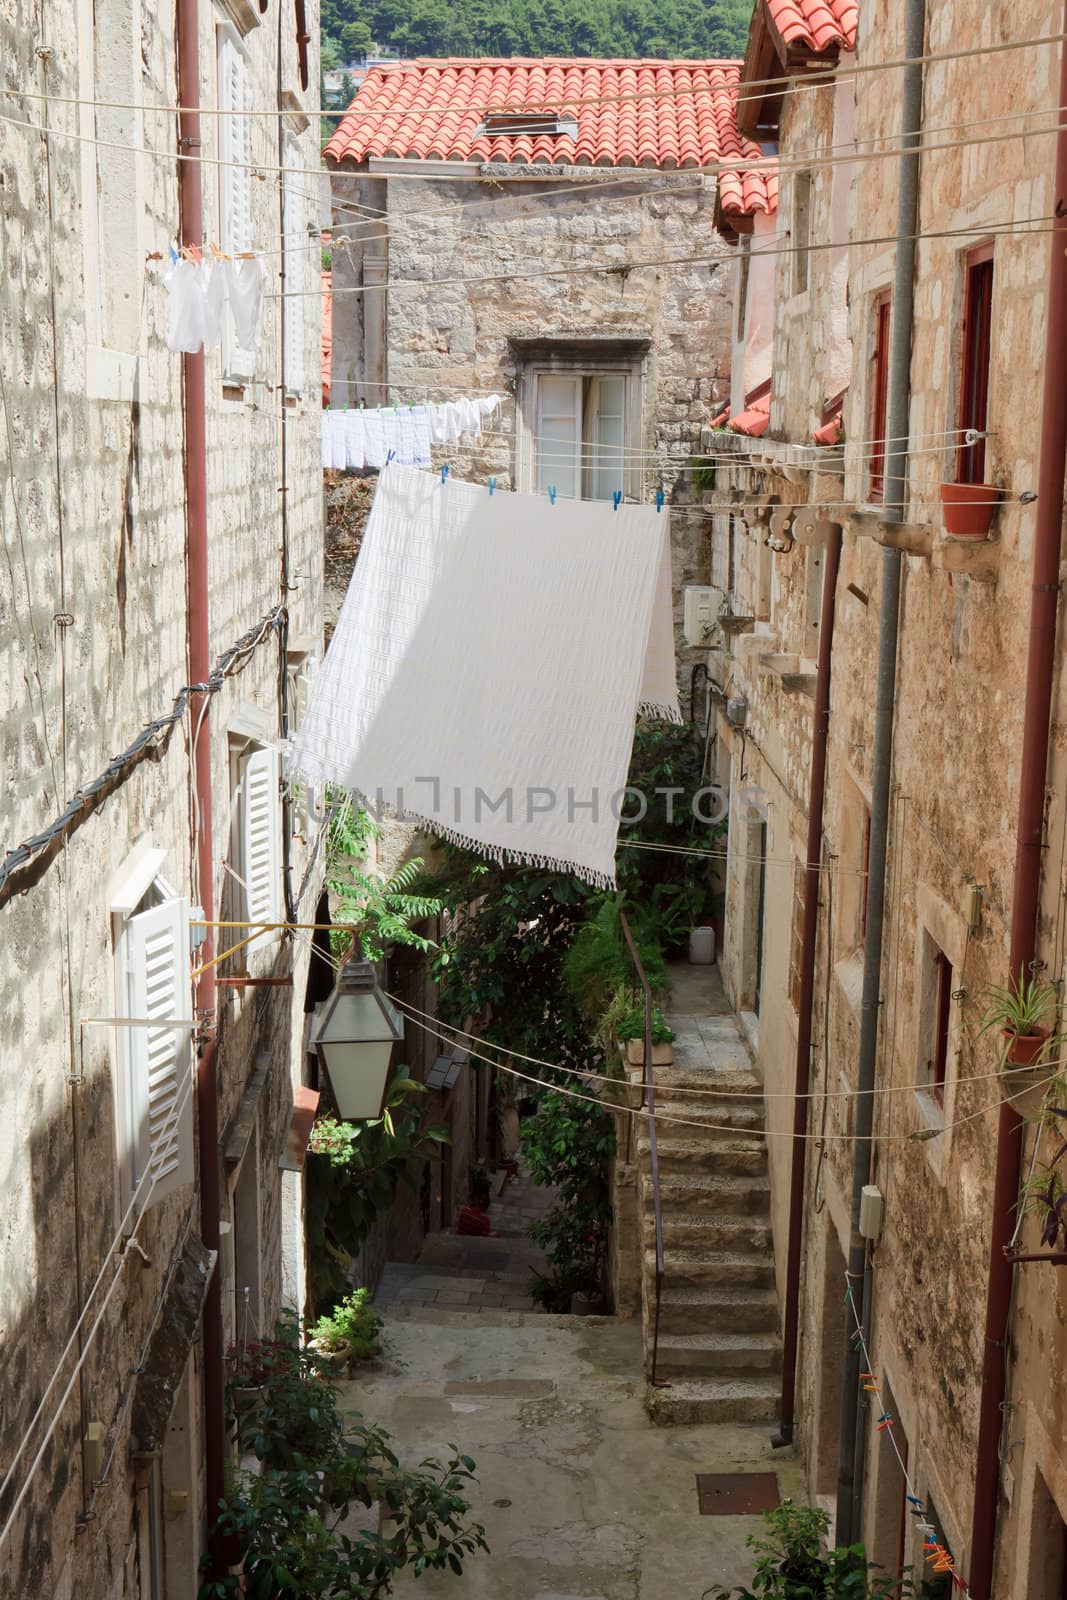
[766,0,857,54]
[321,270,332,408]
[728,392,770,437]
[324,57,774,211]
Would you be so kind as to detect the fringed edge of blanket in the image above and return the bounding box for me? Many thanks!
[637,699,683,725]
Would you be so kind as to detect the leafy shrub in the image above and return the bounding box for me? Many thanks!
[703,1501,937,1600]
[309,1288,383,1360]
[615,1004,674,1045]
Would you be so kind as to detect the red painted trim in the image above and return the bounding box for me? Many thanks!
[957,248,994,484]
[868,294,892,501]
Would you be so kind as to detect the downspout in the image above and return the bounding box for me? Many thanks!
[968,11,1067,1593]
[176,0,226,1569]
[773,518,842,1447]
[835,0,925,1544]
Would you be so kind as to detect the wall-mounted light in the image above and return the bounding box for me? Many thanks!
[315,958,404,1120]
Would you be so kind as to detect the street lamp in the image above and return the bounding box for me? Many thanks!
[314,958,404,1120]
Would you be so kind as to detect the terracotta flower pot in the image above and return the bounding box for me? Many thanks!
[1001,1026,1050,1067]
[940,481,1000,540]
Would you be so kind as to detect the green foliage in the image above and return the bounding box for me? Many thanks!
[203,1315,488,1600]
[521,1085,615,1310]
[562,893,666,1038]
[702,1501,936,1600]
[309,1288,384,1360]
[320,0,754,64]
[615,1003,674,1044]
[691,457,718,492]
[975,971,1060,1050]
[326,796,443,963]
[307,1074,449,1309]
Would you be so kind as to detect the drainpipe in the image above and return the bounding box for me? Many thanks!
[773,519,842,1447]
[835,0,925,1544]
[176,0,226,1569]
[967,12,1067,1593]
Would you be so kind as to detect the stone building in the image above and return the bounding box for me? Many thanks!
[708,0,1067,1593]
[0,0,322,1592]
[324,56,775,708]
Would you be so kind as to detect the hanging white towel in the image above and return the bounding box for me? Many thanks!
[291,464,680,888]
[164,259,207,354]
[411,406,432,468]
[321,409,334,469]
[363,410,386,469]
[201,260,227,348]
[223,257,267,352]
[429,403,451,443]
[331,409,348,470]
[343,409,366,470]
[396,408,416,465]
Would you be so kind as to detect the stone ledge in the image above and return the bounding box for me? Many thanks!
[932,534,1001,582]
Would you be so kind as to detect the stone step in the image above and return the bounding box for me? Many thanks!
[647,1375,780,1426]
[644,1248,776,1290]
[653,1330,782,1378]
[642,1210,773,1252]
[649,1098,764,1131]
[656,1284,780,1336]
[636,1136,767,1176]
[642,1171,772,1216]
[640,1064,762,1095]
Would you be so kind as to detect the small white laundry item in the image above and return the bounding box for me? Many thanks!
[201,260,226,348]
[331,409,348,470]
[291,464,681,889]
[322,409,334,469]
[380,409,401,465]
[458,397,481,438]
[477,393,503,426]
[343,409,366,470]
[429,403,451,443]
[363,409,386,469]
[411,406,432,467]
[443,400,464,441]
[396,408,417,465]
[164,259,207,354]
[223,256,267,352]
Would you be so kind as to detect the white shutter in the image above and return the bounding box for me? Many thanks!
[282,139,305,394]
[242,744,282,946]
[589,376,626,502]
[535,375,581,499]
[126,896,195,1207]
[218,28,255,381]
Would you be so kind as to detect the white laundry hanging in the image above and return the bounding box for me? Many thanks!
[291,463,680,888]
[164,251,266,357]
[321,393,504,471]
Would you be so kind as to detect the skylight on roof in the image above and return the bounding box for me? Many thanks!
[476,111,579,140]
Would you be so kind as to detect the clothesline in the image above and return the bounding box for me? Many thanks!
[164,250,267,356]
[321,394,504,470]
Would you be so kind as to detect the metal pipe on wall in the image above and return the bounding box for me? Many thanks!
[773,520,842,1447]
[968,6,1067,1591]
[175,0,226,1569]
[835,0,926,1544]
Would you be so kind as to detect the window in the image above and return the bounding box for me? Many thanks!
[919,940,954,1105]
[792,171,812,297]
[479,110,579,140]
[1027,1468,1067,1600]
[868,293,892,502]
[788,860,806,1013]
[217,25,255,384]
[228,737,283,950]
[111,855,195,1212]
[957,245,994,484]
[282,135,307,395]
[922,1502,955,1600]
[533,372,627,501]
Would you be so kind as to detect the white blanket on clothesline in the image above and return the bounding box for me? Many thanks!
[291,464,680,887]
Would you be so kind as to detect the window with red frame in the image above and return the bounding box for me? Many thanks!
[868,294,891,502]
[957,246,994,484]
[929,949,953,1104]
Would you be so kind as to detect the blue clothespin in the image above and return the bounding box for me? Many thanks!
[169,244,179,264]
[655,488,665,514]
[385,450,396,466]
[906,1496,924,1510]
[548,485,557,506]
[488,477,497,496]
[441,464,450,484]
[613,490,623,512]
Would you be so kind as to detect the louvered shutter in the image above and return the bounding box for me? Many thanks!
[126,896,195,1207]
[282,139,305,394]
[242,745,282,947]
[218,28,255,381]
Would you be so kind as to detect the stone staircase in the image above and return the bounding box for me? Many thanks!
[633,972,782,1425]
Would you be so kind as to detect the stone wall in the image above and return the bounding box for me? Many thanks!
[0,0,322,1593]
[330,166,738,710]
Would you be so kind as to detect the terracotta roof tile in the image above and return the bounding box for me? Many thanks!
[766,0,857,53]
[728,392,771,437]
[321,270,332,408]
[324,56,774,209]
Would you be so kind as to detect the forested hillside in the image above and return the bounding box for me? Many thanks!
[321,0,754,65]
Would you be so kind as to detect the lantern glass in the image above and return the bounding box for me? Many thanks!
[315,963,403,1121]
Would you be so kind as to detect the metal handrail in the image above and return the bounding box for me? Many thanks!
[619,910,665,1387]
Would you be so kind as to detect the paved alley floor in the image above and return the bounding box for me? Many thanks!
[340,1308,803,1600]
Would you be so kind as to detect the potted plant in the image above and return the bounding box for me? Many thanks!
[977,973,1061,1117]
[617,1005,674,1067]
[939,480,1001,540]
[308,1288,383,1372]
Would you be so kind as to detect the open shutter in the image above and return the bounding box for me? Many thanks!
[535,375,581,499]
[282,139,305,394]
[242,745,282,945]
[126,896,194,1207]
[588,376,626,502]
[218,29,255,381]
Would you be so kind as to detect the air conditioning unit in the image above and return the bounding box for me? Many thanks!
[683,585,726,647]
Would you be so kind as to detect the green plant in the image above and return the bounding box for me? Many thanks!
[326,795,443,963]
[309,1288,383,1361]
[203,1315,488,1600]
[615,1004,674,1045]
[703,1501,934,1600]
[976,972,1058,1042]
[691,456,718,492]
[307,1073,449,1309]
[520,1084,615,1310]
